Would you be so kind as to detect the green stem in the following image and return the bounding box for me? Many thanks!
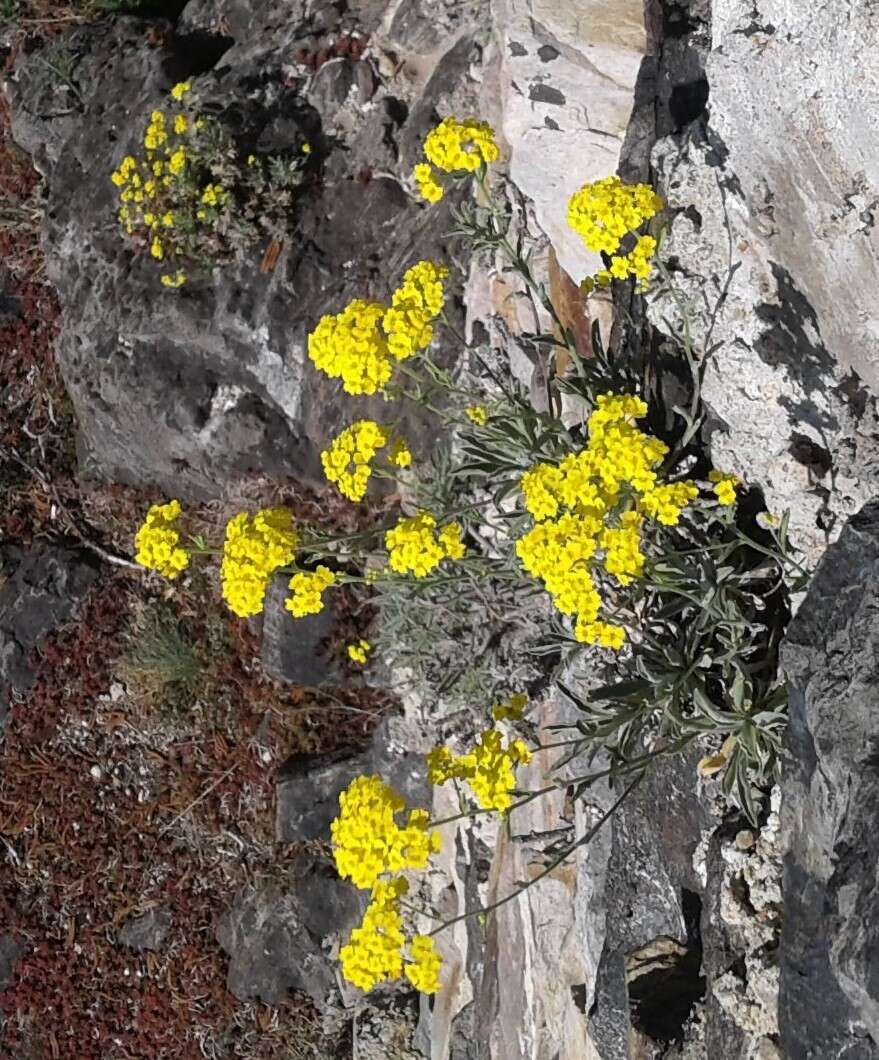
[427,773,641,937]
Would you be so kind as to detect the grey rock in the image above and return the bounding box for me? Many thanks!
[216,883,338,1009]
[0,932,23,992]
[4,12,469,500]
[288,851,366,944]
[0,544,98,730]
[276,746,369,843]
[780,499,879,1059]
[117,908,173,952]
[260,573,341,686]
[275,713,430,842]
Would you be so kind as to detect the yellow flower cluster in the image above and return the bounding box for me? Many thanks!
[405,936,442,994]
[110,82,239,287]
[491,692,528,722]
[348,639,372,664]
[709,470,741,505]
[220,508,298,617]
[427,729,532,812]
[321,420,389,501]
[339,878,408,992]
[285,565,336,618]
[307,261,448,396]
[385,513,465,577]
[308,300,391,395]
[568,177,663,288]
[465,405,488,425]
[134,500,189,579]
[383,260,449,360]
[412,117,500,203]
[596,234,658,288]
[332,775,440,889]
[332,778,444,996]
[388,439,412,468]
[516,393,698,648]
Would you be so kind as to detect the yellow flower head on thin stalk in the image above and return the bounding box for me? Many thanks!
[515,392,698,650]
[321,420,389,501]
[465,405,488,426]
[134,500,189,579]
[405,936,442,994]
[388,439,412,468]
[331,775,441,890]
[382,260,449,361]
[428,730,532,813]
[339,877,408,992]
[220,508,298,618]
[568,177,663,288]
[170,81,191,101]
[412,117,500,202]
[492,692,528,722]
[308,300,392,396]
[709,470,741,506]
[285,565,336,618]
[348,639,372,664]
[385,513,465,577]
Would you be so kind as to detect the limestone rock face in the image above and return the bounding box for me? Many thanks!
[645,1,879,566]
[780,500,879,1059]
[485,0,646,281]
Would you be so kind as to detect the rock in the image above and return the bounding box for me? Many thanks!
[260,573,341,686]
[779,499,879,1058]
[117,908,173,952]
[0,932,23,992]
[3,7,476,500]
[275,746,369,843]
[0,544,98,731]
[275,714,430,842]
[644,3,879,567]
[216,884,339,1009]
[485,0,647,281]
[288,851,366,944]
[706,0,879,396]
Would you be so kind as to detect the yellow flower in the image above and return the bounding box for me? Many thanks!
[150,238,164,260]
[388,439,412,468]
[285,565,336,618]
[492,692,528,722]
[465,405,487,425]
[386,514,464,576]
[348,639,372,664]
[429,730,532,813]
[160,270,186,288]
[308,299,392,396]
[134,500,189,578]
[575,619,627,649]
[220,508,298,618]
[301,141,312,154]
[567,176,663,257]
[331,776,440,890]
[709,470,741,505]
[413,162,444,203]
[405,936,442,995]
[173,114,188,134]
[339,878,408,993]
[382,260,449,360]
[422,117,500,173]
[170,81,191,101]
[321,420,389,502]
[168,148,187,176]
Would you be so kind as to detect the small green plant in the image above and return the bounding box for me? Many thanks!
[118,601,201,712]
[0,0,22,22]
[111,81,311,286]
